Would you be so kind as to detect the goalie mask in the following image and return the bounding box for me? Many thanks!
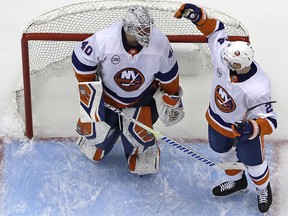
[123,5,154,47]
[222,41,254,70]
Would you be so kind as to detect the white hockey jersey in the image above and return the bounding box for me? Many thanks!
[204,22,277,138]
[72,21,179,108]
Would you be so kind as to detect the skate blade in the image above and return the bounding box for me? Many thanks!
[260,211,271,216]
[239,188,249,193]
[213,188,249,198]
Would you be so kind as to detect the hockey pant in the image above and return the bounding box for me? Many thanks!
[78,106,160,175]
[208,125,270,189]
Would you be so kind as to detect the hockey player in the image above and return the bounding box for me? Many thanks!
[175,3,277,214]
[72,5,184,175]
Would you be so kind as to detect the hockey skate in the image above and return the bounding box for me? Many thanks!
[212,173,248,197]
[257,182,272,214]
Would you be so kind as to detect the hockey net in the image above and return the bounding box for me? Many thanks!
[15,0,249,139]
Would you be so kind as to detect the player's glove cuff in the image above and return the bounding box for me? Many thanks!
[248,120,260,140]
[174,3,207,26]
[162,91,183,108]
[232,120,259,141]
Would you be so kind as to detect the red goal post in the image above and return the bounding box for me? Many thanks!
[17,1,249,139]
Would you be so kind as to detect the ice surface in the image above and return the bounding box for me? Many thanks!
[1,139,282,216]
[0,0,288,215]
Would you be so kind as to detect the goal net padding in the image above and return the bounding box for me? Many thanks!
[15,0,249,139]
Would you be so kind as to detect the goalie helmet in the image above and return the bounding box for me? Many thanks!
[123,5,154,47]
[222,41,255,70]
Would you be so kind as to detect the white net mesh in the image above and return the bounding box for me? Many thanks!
[15,0,249,138]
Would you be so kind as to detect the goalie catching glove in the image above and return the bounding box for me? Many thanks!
[231,120,259,141]
[174,3,207,26]
[154,87,184,127]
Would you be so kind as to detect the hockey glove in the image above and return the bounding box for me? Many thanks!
[154,87,185,127]
[231,120,259,141]
[174,3,207,26]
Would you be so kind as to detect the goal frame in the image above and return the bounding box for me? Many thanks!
[18,0,250,139]
[21,33,249,139]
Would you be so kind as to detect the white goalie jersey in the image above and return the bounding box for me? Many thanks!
[72,21,179,108]
[205,22,277,138]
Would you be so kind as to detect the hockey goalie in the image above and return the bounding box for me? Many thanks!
[72,5,184,175]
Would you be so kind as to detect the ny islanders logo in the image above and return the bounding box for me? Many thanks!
[214,85,236,113]
[114,68,145,92]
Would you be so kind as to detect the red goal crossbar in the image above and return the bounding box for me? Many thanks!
[21,33,249,139]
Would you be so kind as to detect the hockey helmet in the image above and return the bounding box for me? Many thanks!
[222,41,254,70]
[123,5,154,47]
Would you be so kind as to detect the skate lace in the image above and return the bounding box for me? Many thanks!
[257,188,268,204]
[220,181,235,191]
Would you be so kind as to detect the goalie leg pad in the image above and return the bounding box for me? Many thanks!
[120,106,159,175]
[76,124,121,161]
[121,106,156,150]
[127,144,160,175]
[76,119,111,141]
[77,136,105,161]
[78,81,105,123]
[76,119,97,139]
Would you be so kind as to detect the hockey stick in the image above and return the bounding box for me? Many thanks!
[234,100,277,146]
[104,103,246,171]
[243,101,277,121]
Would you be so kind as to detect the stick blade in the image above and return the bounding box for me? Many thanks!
[218,162,246,170]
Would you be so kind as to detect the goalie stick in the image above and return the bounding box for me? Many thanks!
[104,103,246,171]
